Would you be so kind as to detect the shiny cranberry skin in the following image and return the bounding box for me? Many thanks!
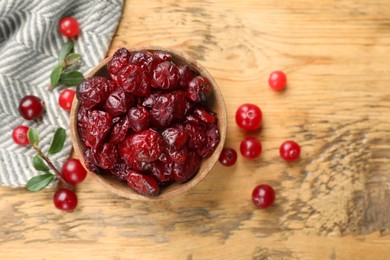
[62,159,87,185]
[151,61,180,90]
[107,48,131,82]
[53,188,78,211]
[252,184,275,208]
[127,171,160,196]
[173,151,201,183]
[18,95,44,120]
[240,137,262,159]
[117,64,150,96]
[162,126,188,149]
[110,116,131,145]
[178,64,196,88]
[193,107,216,125]
[219,148,237,167]
[128,106,150,132]
[12,126,30,146]
[58,89,75,111]
[280,140,301,161]
[268,71,287,91]
[59,17,79,38]
[107,161,132,182]
[103,88,135,117]
[77,77,116,110]
[186,76,212,102]
[91,143,119,169]
[235,104,262,131]
[84,110,112,148]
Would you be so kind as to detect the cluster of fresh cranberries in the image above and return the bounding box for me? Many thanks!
[76,48,220,196]
[218,71,301,209]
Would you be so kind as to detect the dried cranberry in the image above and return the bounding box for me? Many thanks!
[118,129,164,163]
[142,91,162,109]
[193,107,215,124]
[91,143,119,169]
[185,122,206,150]
[77,105,90,142]
[107,161,132,182]
[84,110,112,148]
[127,171,160,196]
[111,116,121,125]
[151,61,180,90]
[153,51,172,62]
[162,125,188,149]
[151,93,175,128]
[196,123,220,158]
[117,64,151,96]
[107,48,131,83]
[186,76,212,102]
[128,106,150,132]
[171,90,187,120]
[83,148,101,173]
[178,64,196,88]
[77,77,116,109]
[103,88,135,117]
[110,116,131,145]
[167,146,188,164]
[150,160,174,185]
[173,151,201,183]
[129,51,161,73]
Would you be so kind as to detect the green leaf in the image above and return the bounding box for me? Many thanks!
[58,41,74,65]
[50,65,63,88]
[59,71,84,86]
[48,128,66,155]
[27,128,39,146]
[27,173,54,192]
[65,53,81,66]
[32,154,49,171]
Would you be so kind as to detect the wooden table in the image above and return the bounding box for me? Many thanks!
[1,0,390,259]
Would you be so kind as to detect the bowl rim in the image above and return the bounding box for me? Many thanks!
[69,46,227,201]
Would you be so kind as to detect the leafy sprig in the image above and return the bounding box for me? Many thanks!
[26,127,71,191]
[49,41,84,90]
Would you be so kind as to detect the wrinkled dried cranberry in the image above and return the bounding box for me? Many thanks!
[107,161,132,182]
[186,76,212,102]
[103,88,135,117]
[107,48,131,83]
[173,151,201,183]
[142,91,162,109]
[91,143,119,169]
[77,105,90,142]
[196,123,220,158]
[83,148,101,173]
[151,93,175,128]
[127,171,160,196]
[129,51,161,73]
[77,77,116,109]
[167,146,188,164]
[110,116,131,145]
[119,129,164,163]
[193,107,216,124]
[178,64,196,88]
[128,106,150,132]
[162,125,188,149]
[151,61,180,90]
[84,110,112,148]
[185,122,206,150]
[117,64,150,96]
[171,90,187,120]
[111,116,121,125]
[150,160,174,185]
[153,51,172,62]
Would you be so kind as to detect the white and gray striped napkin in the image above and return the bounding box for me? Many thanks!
[0,0,123,187]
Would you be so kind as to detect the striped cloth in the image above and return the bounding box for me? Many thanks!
[0,0,123,187]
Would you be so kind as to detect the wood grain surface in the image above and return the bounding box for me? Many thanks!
[1,0,390,259]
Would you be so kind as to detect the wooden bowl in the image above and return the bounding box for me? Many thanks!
[70,46,227,201]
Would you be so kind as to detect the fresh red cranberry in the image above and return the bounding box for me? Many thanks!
[128,106,150,132]
[186,76,212,102]
[53,188,78,211]
[240,137,262,159]
[173,151,201,183]
[18,95,44,120]
[59,17,79,38]
[107,161,132,182]
[236,104,262,131]
[77,77,116,110]
[119,129,164,163]
[127,171,160,196]
[252,184,275,208]
[268,71,287,91]
[153,51,172,62]
[151,61,180,90]
[117,64,150,96]
[91,143,119,169]
[196,123,220,158]
[103,88,135,117]
[12,126,30,146]
[84,110,112,148]
[280,140,301,161]
[219,148,237,167]
[58,89,75,111]
[178,64,196,88]
[129,51,161,73]
[107,48,131,82]
[162,125,188,149]
[109,116,131,145]
[62,158,87,185]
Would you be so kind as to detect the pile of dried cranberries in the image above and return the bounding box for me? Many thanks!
[76,48,220,196]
